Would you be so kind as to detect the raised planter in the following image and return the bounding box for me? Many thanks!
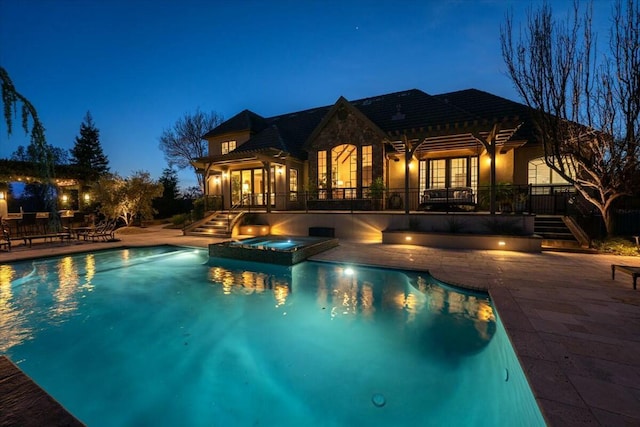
[382,230,542,252]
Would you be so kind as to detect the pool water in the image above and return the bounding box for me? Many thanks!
[231,237,301,250]
[0,246,545,426]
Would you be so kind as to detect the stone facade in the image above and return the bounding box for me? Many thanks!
[307,104,385,194]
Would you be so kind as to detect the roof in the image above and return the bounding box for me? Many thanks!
[202,109,269,139]
[433,89,536,141]
[202,88,533,161]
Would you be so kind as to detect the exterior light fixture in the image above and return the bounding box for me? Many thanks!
[84,193,91,202]
[498,241,506,247]
[0,191,4,200]
[62,194,69,203]
[277,167,284,175]
[214,176,220,183]
[405,236,412,241]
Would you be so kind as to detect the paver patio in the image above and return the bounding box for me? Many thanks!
[1,226,639,426]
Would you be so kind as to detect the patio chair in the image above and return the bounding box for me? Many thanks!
[1,218,11,252]
[85,220,118,242]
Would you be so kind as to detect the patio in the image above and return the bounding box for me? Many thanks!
[1,225,639,426]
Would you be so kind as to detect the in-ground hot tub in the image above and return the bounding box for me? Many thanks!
[209,235,339,265]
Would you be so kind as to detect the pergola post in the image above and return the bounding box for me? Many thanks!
[263,161,272,213]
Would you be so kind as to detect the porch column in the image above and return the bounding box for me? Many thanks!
[403,135,418,215]
[404,143,411,214]
[263,161,272,213]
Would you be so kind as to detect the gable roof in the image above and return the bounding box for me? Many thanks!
[202,109,269,139]
[202,88,531,161]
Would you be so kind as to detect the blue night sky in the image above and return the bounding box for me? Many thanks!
[0,0,612,190]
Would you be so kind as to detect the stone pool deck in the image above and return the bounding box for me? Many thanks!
[1,226,639,426]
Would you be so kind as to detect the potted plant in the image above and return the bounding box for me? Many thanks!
[369,177,386,210]
[496,182,514,213]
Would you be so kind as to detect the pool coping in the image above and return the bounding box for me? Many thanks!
[1,226,639,426]
[0,356,84,426]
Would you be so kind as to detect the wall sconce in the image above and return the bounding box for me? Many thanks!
[405,235,412,242]
[277,167,284,175]
[84,193,91,202]
[498,240,506,247]
[222,172,228,179]
[214,176,220,184]
[0,191,5,200]
[61,194,69,204]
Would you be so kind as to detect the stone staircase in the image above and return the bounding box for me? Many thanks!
[185,211,242,238]
[534,215,582,250]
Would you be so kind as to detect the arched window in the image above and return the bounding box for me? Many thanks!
[331,144,357,198]
[527,157,571,185]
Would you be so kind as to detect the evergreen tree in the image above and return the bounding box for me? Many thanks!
[158,168,180,200]
[70,111,110,178]
[153,168,183,218]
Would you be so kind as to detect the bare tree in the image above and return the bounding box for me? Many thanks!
[159,109,223,190]
[500,0,640,236]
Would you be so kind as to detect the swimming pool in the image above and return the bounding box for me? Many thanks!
[0,246,545,426]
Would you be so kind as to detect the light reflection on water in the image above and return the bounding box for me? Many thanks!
[205,259,496,359]
[2,250,496,360]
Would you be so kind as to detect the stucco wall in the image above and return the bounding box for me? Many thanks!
[206,131,251,156]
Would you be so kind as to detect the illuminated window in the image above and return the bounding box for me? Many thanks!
[450,158,467,187]
[221,140,236,155]
[420,156,478,194]
[528,157,571,185]
[289,168,298,201]
[317,151,327,187]
[361,145,372,187]
[429,159,446,188]
[331,144,357,198]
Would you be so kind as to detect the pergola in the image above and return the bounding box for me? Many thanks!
[385,117,525,214]
[0,160,92,213]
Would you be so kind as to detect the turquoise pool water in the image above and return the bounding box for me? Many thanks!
[230,237,302,250]
[0,246,545,426]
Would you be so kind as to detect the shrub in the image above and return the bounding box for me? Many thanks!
[593,238,640,256]
[170,213,189,227]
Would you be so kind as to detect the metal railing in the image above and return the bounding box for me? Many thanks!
[201,185,639,238]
